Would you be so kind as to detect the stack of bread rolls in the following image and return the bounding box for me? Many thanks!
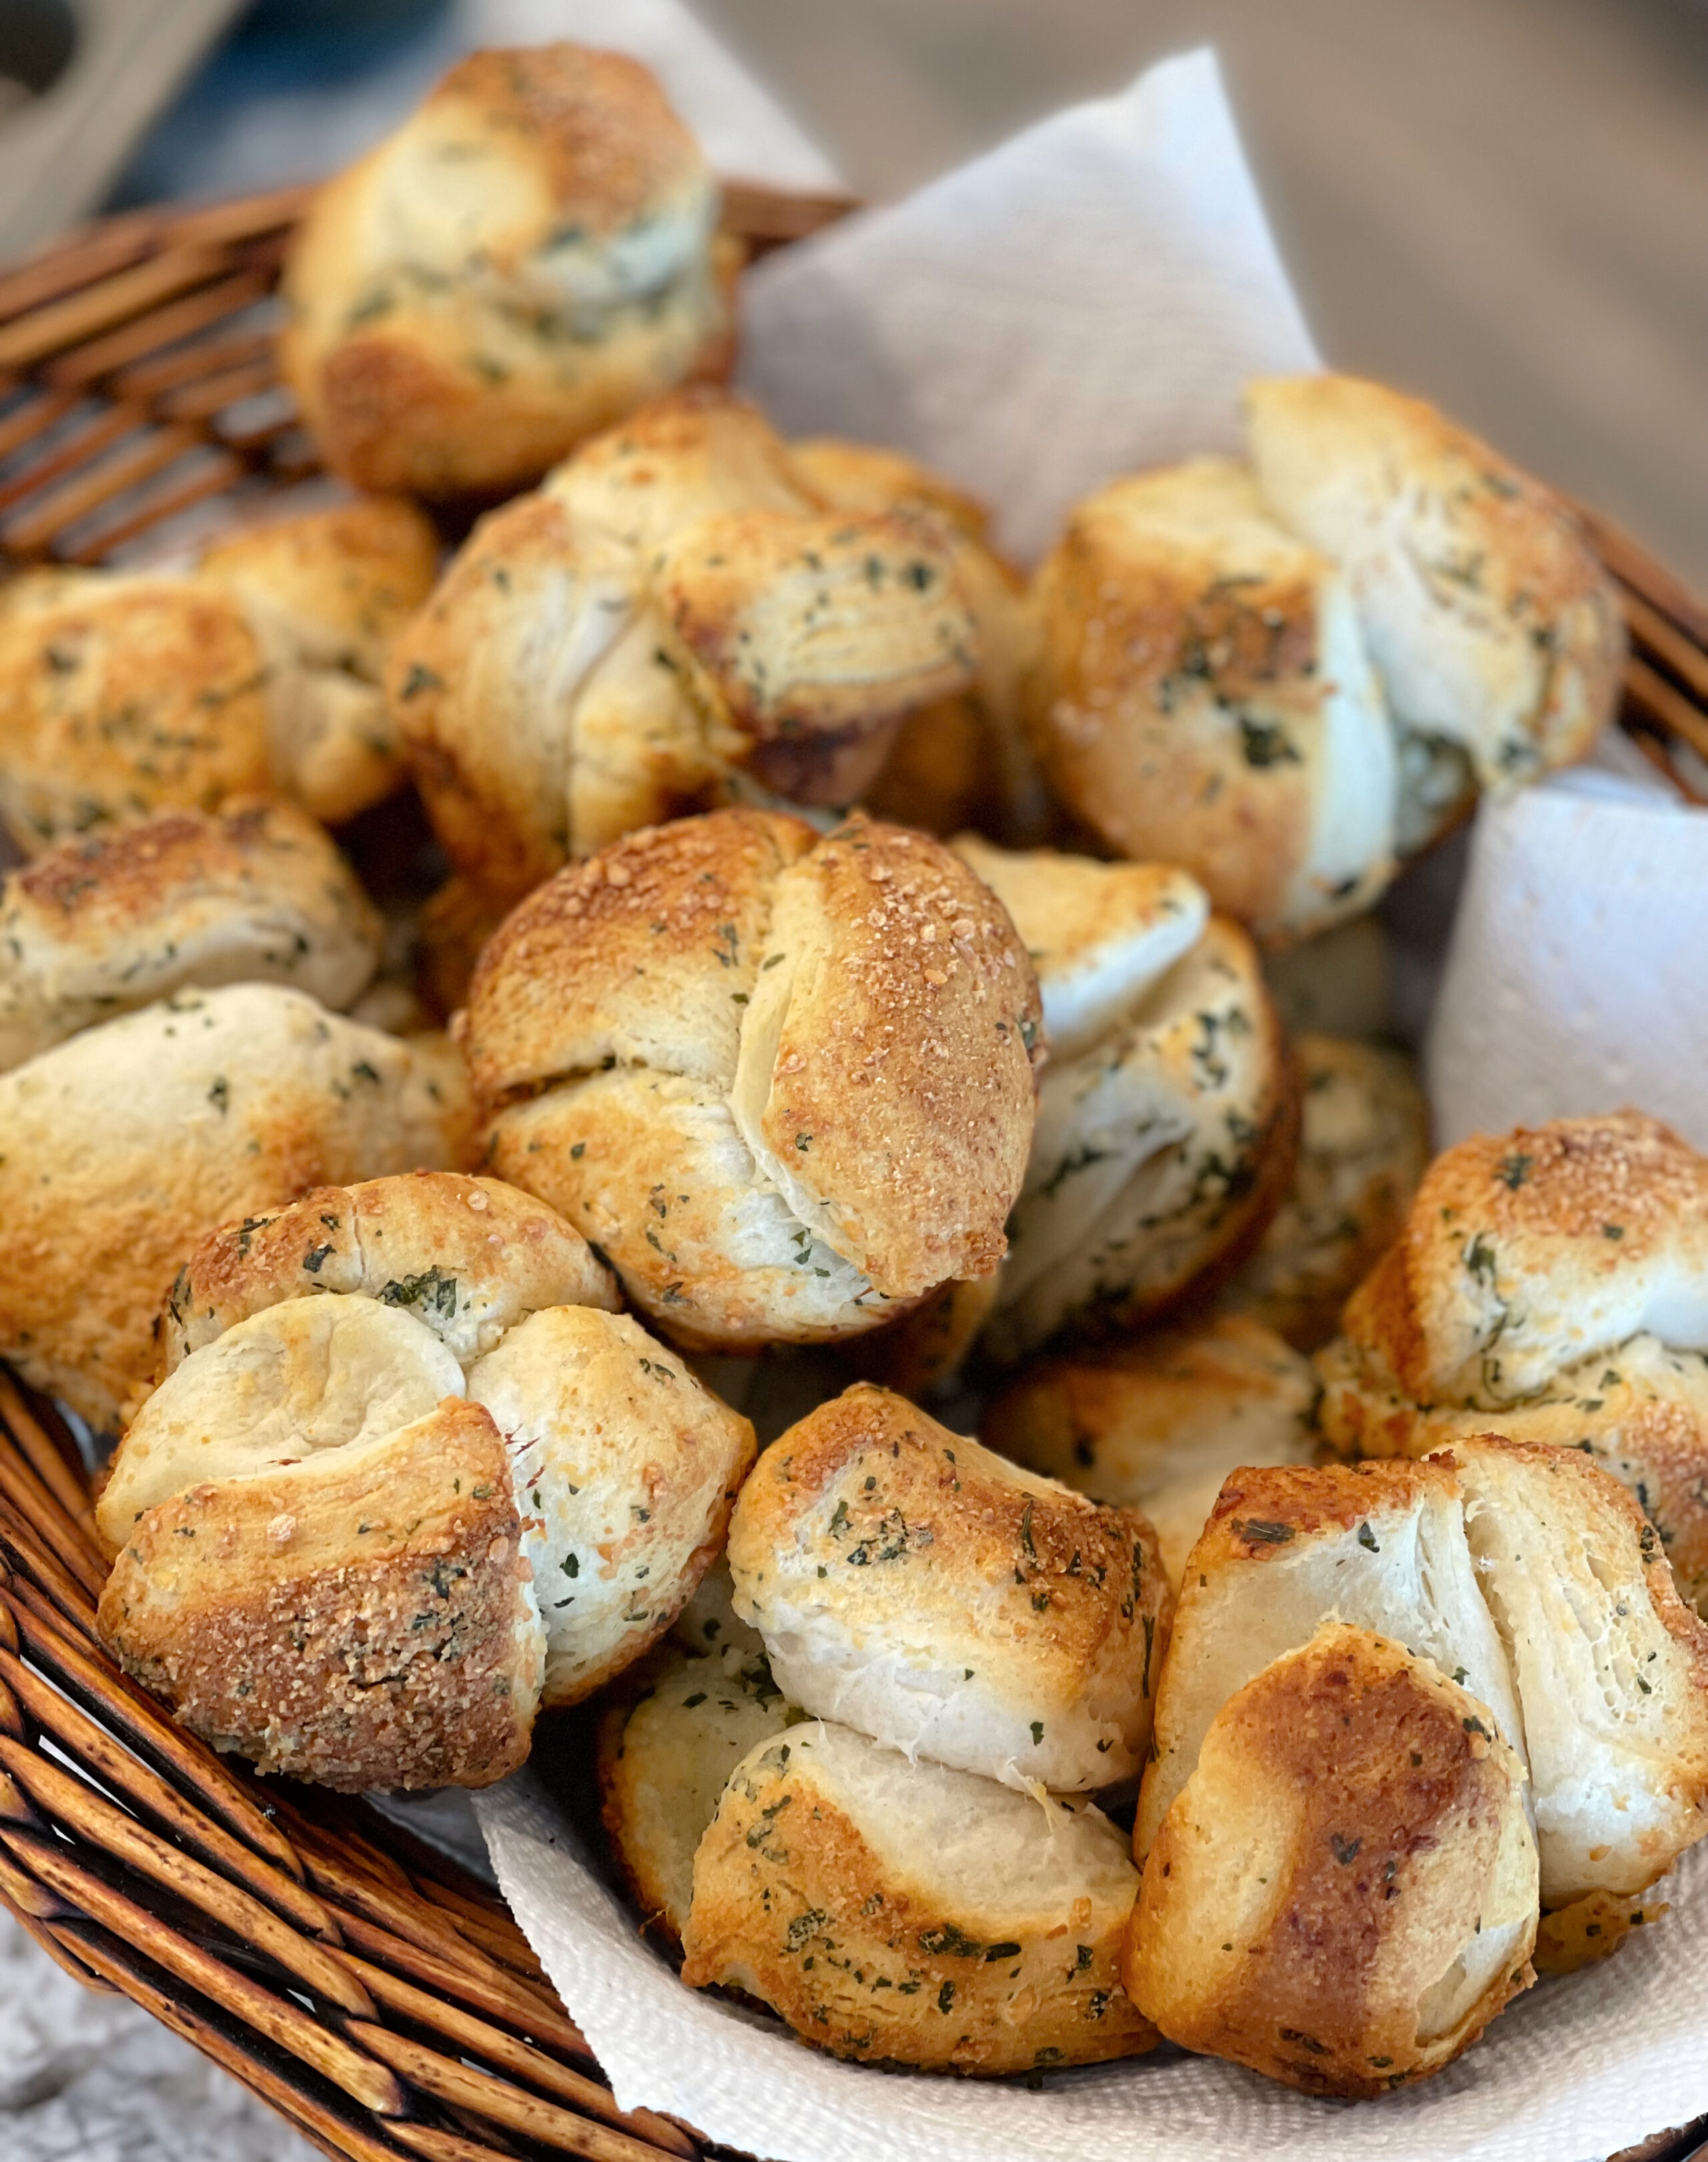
[0,31,1684,2117]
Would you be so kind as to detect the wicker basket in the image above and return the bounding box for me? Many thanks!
[0,183,1703,2162]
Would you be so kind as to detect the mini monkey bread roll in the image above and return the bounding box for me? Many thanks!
[682,1719,1154,2074]
[97,1172,755,1788]
[0,985,468,1430]
[0,799,383,1072]
[985,1313,1319,1588]
[389,392,979,905]
[1317,1110,1708,1614]
[0,500,436,852]
[1126,1623,1537,2097]
[460,808,1041,1350]
[727,1383,1170,1790]
[280,45,730,500]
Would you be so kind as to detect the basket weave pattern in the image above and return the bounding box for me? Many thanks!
[0,185,1702,2162]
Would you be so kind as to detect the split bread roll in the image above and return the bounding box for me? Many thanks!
[727,1383,1171,1791]
[390,392,981,905]
[0,800,383,1071]
[280,45,730,500]
[681,1718,1155,2073]
[1126,1623,1537,2097]
[1027,376,1623,939]
[1138,1443,1708,1908]
[460,809,1041,1350]
[984,1314,1319,1588]
[1027,456,1398,941]
[0,501,436,855]
[1136,1456,1522,1857]
[1246,374,1625,798]
[949,839,1294,1362]
[1217,1032,1429,1351]
[1316,1110,1708,1612]
[97,1173,755,1787]
[597,1638,797,1947]
[0,985,468,1429]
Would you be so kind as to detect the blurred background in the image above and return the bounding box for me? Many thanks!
[0,0,1699,582]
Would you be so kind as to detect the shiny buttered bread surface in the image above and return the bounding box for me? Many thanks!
[97,1172,755,1788]
[0,799,382,1072]
[389,393,997,905]
[0,501,436,854]
[458,809,1042,1349]
[280,45,729,499]
[1027,375,1624,937]
[1316,1109,1708,1612]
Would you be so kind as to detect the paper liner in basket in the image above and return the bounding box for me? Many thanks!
[466,35,1708,2162]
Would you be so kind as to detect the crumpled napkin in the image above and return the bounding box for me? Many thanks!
[469,25,1708,2162]
[737,46,1319,563]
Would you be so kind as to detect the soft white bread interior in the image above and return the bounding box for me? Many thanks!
[99,1295,463,1549]
[1444,1434,1708,1905]
[1136,1457,1522,1856]
[467,1303,755,1705]
[728,1383,1170,1792]
[596,1638,796,1947]
[984,1315,1318,1588]
[1246,374,1624,796]
[0,800,382,1073]
[1125,1623,1537,2097]
[681,1718,1155,2073]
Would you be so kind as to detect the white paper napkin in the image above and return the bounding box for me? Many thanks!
[737,47,1320,563]
[467,31,1707,2162]
[1428,761,1708,1151]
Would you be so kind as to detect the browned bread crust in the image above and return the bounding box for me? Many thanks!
[462,810,1041,1347]
[0,799,382,1070]
[97,1396,540,1791]
[280,45,727,499]
[155,1168,617,1379]
[1125,1623,1536,2096]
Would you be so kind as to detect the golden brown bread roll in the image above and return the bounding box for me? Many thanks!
[681,1718,1155,2073]
[0,502,437,852]
[1026,378,1624,940]
[945,841,1294,1361]
[152,1167,616,1380]
[1216,1032,1429,1350]
[1125,1623,1537,2096]
[789,436,1047,843]
[0,800,383,1071]
[596,1638,797,1948]
[98,1173,755,1786]
[280,45,730,500]
[99,1394,540,1790]
[0,984,468,1430]
[389,393,977,905]
[983,1313,1318,1588]
[1026,456,1398,940]
[1246,374,1625,796]
[1137,1439,1708,1910]
[727,1382,1171,1791]
[460,809,1041,1350]
[1316,1111,1708,1610]
[1135,1456,1523,1859]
